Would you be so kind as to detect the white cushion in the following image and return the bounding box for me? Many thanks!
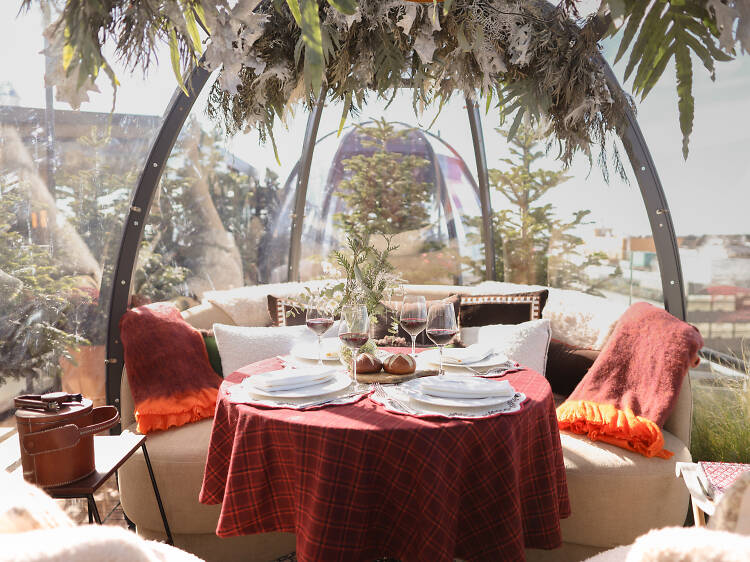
[204,280,336,326]
[213,323,308,375]
[460,319,551,376]
[543,288,627,349]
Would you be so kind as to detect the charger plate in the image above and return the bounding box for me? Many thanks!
[370,383,527,420]
[239,371,352,399]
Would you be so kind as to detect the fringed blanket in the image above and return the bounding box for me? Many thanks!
[557,302,703,459]
[120,303,222,434]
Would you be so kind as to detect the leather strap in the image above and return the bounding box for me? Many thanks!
[79,406,120,436]
[19,406,120,456]
[22,424,80,456]
[14,393,83,411]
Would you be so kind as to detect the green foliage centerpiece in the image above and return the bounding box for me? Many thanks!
[304,231,403,368]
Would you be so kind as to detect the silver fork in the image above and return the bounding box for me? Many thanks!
[372,383,417,415]
[463,363,515,377]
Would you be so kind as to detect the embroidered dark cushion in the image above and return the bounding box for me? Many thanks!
[458,289,549,328]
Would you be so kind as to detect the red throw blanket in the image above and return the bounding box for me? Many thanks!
[557,302,703,459]
[120,303,222,434]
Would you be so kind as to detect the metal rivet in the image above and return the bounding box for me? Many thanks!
[659,223,664,228]
[670,280,676,285]
[152,162,158,168]
[133,220,139,226]
[120,280,126,285]
[640,166,646,171]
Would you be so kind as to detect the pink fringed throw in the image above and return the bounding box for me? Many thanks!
[557,302,703,458]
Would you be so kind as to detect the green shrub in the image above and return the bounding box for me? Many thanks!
[691,376,750,463]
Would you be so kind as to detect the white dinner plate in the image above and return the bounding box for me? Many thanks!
[242,371,352,399]
[291,340,340,361]
[400,378,515,408]
[419,349,510,368]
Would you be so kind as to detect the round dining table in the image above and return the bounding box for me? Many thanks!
[199,350,570,562]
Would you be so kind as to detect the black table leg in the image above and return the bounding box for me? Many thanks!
[87,495,102,524]
[141,443,173,546]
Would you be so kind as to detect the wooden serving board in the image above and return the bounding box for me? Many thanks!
[355,368,438,384]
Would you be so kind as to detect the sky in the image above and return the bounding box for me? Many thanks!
[1,3,749,238]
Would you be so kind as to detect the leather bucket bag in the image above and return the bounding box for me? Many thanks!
[14,392,120,488]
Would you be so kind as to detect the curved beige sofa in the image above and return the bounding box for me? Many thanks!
[117,282,692,561]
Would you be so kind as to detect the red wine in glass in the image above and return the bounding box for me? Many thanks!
[339,332,369,349]
[306,301,334,364]
[400,295,427,356]
[426,328,458,346]
[306,317,334,336]
[400,318,427,335]
[426,301,458,377]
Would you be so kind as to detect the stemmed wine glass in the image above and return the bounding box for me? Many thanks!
[306,298,334,365]
[426,301,458,377]
[338,304,370,385]
[399,295,427,356]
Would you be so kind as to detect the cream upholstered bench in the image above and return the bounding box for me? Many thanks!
[117,282,692,562]
[117,374,296,562]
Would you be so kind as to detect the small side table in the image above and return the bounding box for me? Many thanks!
[676,461,716,526]
[46,432,173,545]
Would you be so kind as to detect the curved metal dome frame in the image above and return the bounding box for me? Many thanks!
[104,58,687,427]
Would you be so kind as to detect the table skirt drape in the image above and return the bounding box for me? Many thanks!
[199,355,569,562]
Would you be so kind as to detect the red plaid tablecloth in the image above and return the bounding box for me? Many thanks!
[199,353,569,562]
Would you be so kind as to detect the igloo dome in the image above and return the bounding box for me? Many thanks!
[263,121,484,285]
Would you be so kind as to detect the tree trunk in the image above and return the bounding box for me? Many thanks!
[180,131,243,297]
[0,126,102,283]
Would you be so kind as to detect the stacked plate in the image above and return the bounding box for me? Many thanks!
[228,367,360,409]
[418,344,516,375]
[403,375,516,409]
[372,374,526,419]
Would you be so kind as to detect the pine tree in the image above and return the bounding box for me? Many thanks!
[335,119,432,241]
[467,124,605,291]
[0,179,83,381]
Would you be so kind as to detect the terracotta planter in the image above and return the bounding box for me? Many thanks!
[60,345,106,407]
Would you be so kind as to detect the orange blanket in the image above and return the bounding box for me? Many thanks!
[120,303,222,434]
[557,302,703,459]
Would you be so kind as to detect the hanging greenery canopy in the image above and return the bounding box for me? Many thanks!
[24,0,749,163]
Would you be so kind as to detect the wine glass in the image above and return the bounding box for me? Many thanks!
[426,301,458,377]
[400,295,427,356]
[306,298,334,365]
[338,304,370,385]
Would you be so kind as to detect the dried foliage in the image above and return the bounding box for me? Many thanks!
[607,0,743,158]
[23,0,750,163]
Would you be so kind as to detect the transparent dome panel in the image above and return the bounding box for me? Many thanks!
[296,92,484,286]
[0,3,166,404]
[480,108,663,308]
[134,83,302,303]
[631,54,750,363]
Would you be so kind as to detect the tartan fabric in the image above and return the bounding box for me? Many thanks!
[199,351,569,562]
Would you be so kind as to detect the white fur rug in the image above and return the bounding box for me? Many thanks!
[0,526,201,562]
[585,527,750,562]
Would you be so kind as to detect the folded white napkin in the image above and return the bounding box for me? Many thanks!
[248,368,336,391]
[441,344,494,364]
[417,375,514,399]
